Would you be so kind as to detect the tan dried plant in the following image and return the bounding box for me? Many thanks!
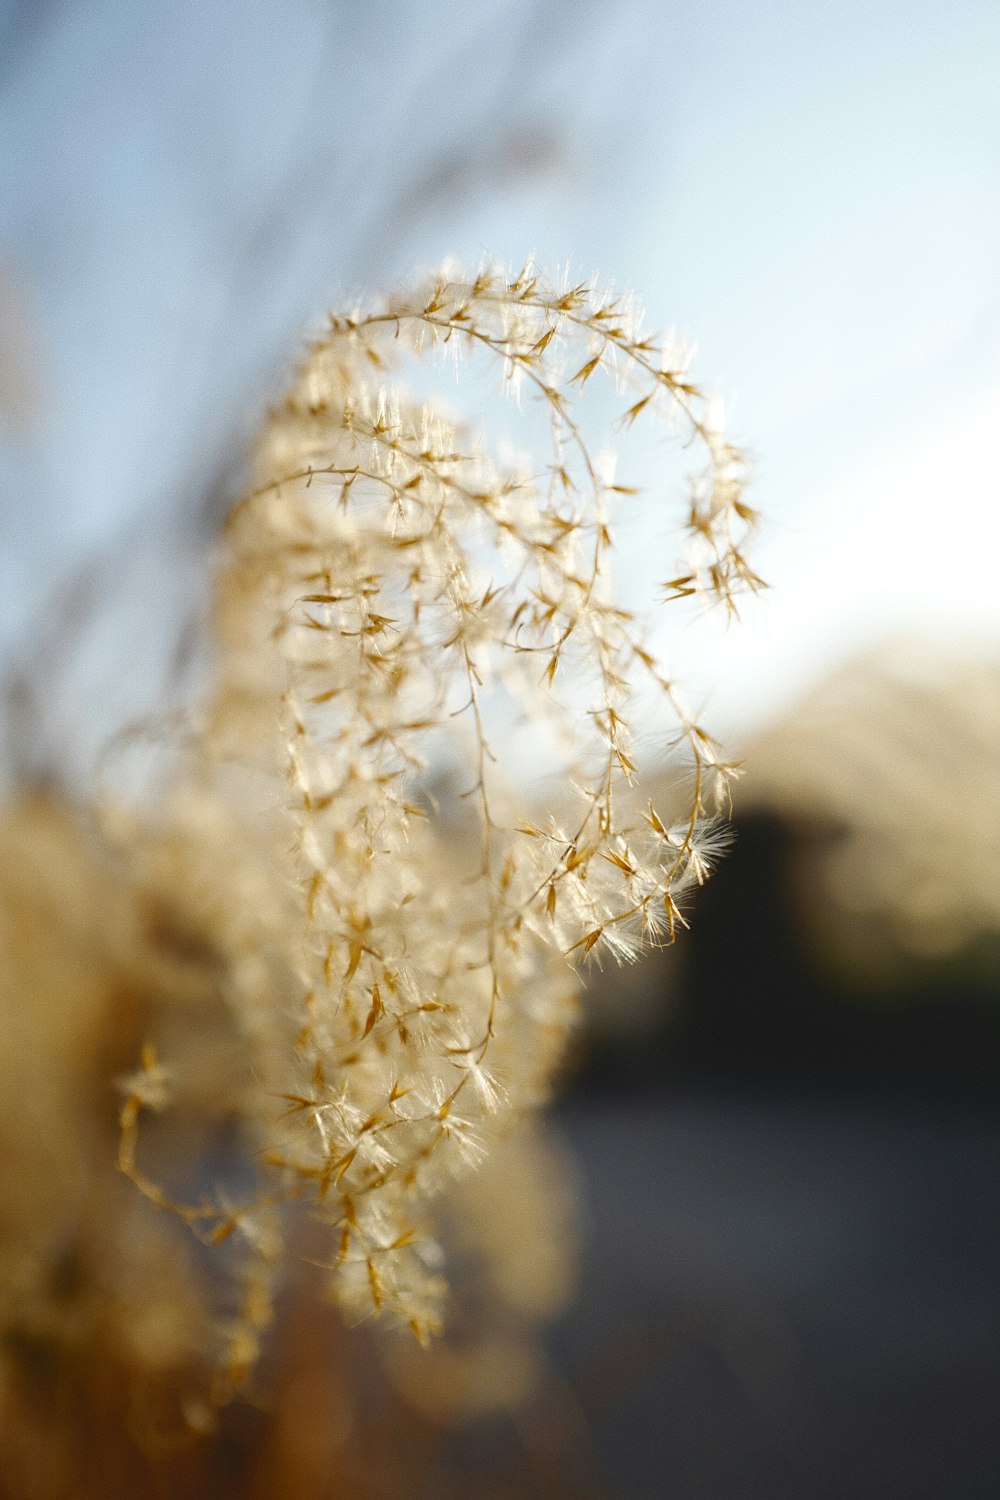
[112,263,760,1376]
[740,643,1000,981]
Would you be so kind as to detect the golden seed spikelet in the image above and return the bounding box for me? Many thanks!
[116,263,758,1366]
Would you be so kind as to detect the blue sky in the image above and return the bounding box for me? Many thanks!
[1,0,998,762]
[439,0,1000,732]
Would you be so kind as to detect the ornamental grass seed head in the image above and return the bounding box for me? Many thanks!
[107,262,760,1383]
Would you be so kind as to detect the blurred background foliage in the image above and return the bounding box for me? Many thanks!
[1,2,999,1496]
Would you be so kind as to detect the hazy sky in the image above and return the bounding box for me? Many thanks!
[438,0,1000,734]
[1,0,998,762]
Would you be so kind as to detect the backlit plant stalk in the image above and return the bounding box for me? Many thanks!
[117,263,761,1372]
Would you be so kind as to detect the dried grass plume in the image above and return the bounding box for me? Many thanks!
[109,263,760,1377]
